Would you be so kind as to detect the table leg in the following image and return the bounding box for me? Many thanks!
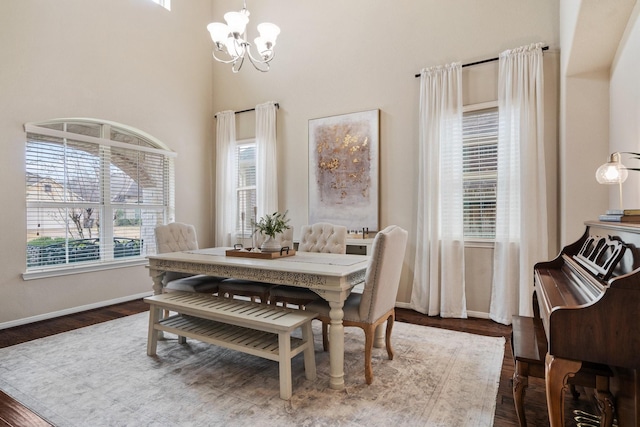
[328,300,345,390]
[151,271,164,295]
[150,270,165,338]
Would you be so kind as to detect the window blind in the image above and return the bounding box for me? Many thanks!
[25,120,174,271]
[462,107,498,239]
[235,141,257,239]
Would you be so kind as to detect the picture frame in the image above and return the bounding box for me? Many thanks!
[308,109,379,232]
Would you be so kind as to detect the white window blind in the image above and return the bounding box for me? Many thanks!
[462,106,498,239]
[25,120,175,273]
[235,140,257,239]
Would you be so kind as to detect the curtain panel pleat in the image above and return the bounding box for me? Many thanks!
[410,63,467,318]
[490,42,548,325]
[255,101,279,218]
[215,111,237,247]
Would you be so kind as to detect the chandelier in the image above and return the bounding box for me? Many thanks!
[207,1,280,73]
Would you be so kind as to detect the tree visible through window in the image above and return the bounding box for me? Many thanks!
[25,119,175,271]
[462,106,498,239]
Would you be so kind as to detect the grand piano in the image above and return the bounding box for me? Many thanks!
[517,221,640,427]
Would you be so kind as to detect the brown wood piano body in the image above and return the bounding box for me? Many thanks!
[532,221,640,426]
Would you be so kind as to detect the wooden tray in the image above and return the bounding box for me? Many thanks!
[225,247,296,259]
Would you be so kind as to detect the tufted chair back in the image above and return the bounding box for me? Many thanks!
[155,222,199,253]
[154,222,199,284]
[298,223,347,254]
[358,225,408,322]
[253,227,294,249]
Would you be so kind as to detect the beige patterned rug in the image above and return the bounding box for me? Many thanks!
[0,313,505,426]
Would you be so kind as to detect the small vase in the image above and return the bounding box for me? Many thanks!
[260,235,281,253]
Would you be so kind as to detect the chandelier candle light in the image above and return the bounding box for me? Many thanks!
[207,0,280,73]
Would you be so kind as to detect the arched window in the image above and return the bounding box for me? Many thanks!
[25,119,175,277]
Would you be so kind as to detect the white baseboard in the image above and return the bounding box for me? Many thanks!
[0,291,153,330]
[395,301,490,320]
[2,294,491,330]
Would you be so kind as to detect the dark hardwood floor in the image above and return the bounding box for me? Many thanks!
[0,302,598,426]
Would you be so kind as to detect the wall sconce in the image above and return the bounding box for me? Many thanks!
[595,152,628,210]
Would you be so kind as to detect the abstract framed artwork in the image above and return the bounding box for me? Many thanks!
[308,109,379,231]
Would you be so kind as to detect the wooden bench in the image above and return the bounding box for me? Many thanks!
[144,291,317,400]
[511,315,614,427]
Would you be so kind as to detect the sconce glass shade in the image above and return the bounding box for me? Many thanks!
[595,152,628,184]
[254,37,269,57]
[207,23,230,44]
[224,11,249,35]
[257,23,280,45]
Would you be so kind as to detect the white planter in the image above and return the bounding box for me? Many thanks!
[260,235,281,253]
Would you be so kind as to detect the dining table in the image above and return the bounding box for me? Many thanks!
[147,247,370,391]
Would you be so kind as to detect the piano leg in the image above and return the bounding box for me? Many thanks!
[545,354,582,427]
[594,375,615,427]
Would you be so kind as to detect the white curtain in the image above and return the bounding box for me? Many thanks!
[410,63,467,318]
[255,101,279,218]
[490,43,548,325]
[214,110,237,247]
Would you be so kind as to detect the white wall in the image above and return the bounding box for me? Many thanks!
[559,0,637,244]
[611,3,640,208]
[0,0,214,326]
[210,0,560,314]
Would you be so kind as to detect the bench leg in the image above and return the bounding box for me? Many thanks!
[301,321,316,381]
[278,331,293,400]
[147,305,161,356]
[513,361,529,427]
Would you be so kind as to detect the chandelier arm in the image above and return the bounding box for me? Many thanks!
[212,50,241,65]
[245,53,271,72]
[245,42,275,64]
[232,55,245,73]
[247,58,270,72]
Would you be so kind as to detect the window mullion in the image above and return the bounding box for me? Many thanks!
[100,143,114,261]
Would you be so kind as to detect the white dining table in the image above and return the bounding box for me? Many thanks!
[147,247,370,391]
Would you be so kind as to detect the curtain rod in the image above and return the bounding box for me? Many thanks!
[413,46,549,78]
[215,103,280,118]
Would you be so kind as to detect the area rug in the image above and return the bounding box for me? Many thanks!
[0,313,505,427]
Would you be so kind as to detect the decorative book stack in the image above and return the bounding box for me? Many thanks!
[599,209,640,222]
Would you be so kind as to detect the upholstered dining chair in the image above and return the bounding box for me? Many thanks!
[269,223,347,307]
[306,225,408,385]
[217,227,294,303]
[154,222,225,293]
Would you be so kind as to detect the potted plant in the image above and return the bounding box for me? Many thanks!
[252,211,290,252]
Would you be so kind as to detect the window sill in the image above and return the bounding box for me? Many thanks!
[22,258,148,281]
[464,239,495,249]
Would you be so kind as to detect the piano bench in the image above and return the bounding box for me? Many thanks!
[511,315,615,427]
